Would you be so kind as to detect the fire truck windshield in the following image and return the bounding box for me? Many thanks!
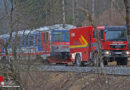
[52,31,69,42]
[105,30,127,41]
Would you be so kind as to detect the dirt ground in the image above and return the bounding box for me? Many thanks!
[20,72,130,90]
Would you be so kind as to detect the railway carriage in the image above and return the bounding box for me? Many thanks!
[0,24,75,62]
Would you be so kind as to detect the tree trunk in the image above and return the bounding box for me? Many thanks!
[62,0,66,27]
[124,0,130,49]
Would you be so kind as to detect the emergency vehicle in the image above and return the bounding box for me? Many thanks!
[0,25,129,66]
[70,25,130,66]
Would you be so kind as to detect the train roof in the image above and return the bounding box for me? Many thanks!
[0,33,9,38]
[0,24,76,38]
[35,24,76,31]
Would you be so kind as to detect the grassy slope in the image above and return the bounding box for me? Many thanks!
[21,72,130,90]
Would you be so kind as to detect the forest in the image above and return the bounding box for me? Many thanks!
[0,0,125,34]
[0,0,130,90]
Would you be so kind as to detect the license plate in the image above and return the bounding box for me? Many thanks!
[115,52,122,54]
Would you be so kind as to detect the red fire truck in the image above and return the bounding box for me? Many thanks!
[70,25,130,66]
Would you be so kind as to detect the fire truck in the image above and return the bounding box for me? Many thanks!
[70,25,130,66]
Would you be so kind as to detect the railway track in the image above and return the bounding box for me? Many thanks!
[23,65,130,76]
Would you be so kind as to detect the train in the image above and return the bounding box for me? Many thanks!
[0,24,75,62]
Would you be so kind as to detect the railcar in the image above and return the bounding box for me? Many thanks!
[0,24,75,62]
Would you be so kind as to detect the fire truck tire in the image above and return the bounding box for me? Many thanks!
[117,58,128,65]
[121,58,128,65]
[103,60,108,66]
[75,54,82,66]
[117,60,121,65]
[103,58,108,66]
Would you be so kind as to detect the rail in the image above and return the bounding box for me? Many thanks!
[23,65,130,76]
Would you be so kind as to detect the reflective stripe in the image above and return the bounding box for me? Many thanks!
[70,35,88,48]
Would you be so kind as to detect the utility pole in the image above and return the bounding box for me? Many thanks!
[124,0,130,49]
[62,0,66,27]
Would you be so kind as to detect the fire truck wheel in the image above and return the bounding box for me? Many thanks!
[123,58,128,65]
[103,58,108,66]
[117,58,128,65]
[121,58,128,65]
[103,60,108,66]
[93,52,100,66]
[75,54,82,66]
[117,59,121,65]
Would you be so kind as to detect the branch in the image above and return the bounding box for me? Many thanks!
[78,7,93,25]
[3,0,10,19]
[78,6,105,69]
[124,0,127,9]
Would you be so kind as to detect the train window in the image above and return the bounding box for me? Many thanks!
[93,30,104,39]
[38,38,41,46]
[99,30,104,39]
[52,31,64,42]
[17,36,22,48]
[19,36,24,46]
[43,33,46,42]
[11,38,16,47]
[46,33,48,42]
[93,31,96,38]
[0,39,3,48]
[25,36,29,46]
[35,34,41,46]
[30,36,33,46]
[35,35,38,46]
[65,32,69,41]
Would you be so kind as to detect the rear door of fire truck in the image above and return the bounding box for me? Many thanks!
[70,26,92,66]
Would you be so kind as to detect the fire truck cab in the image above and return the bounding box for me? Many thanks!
[102,25,130,65]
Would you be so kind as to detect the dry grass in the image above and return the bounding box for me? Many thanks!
[21,72,130,90]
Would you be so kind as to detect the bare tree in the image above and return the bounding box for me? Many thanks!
[124,0,130,49]
[2,0,24,89]
[62,0,66,27]
[79,6,109,90]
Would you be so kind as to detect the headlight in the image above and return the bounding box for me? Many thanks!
[126,51,130,55]
[71,53,75,59]
[104,51,110,55]
[1,81,5,86]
